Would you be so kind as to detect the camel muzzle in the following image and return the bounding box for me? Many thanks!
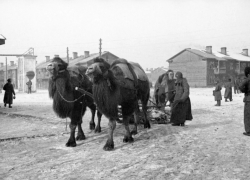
[46,63,55,74]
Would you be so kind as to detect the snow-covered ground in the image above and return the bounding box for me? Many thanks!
[0,88,249,180]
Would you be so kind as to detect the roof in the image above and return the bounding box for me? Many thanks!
[167,48,250,62]
[0,34,6,39]
[226,52,250,62]
[69,53,100,67]
[36,57,68,69]
[36,51,118,69]
[69,51,115,67]
[36,61,51,69]
[151,67,168,73]
[167,48,226,62]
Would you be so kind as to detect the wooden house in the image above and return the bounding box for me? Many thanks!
[167,46,250,87]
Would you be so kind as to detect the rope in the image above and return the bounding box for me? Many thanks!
[75,87,93,99]
[57,89,85,103]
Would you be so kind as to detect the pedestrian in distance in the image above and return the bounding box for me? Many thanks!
[224,78,233,102]
[213,80,222,106]
[170,71,193,126]
[234,76,241,94]
[3,78,16,108]
[239,67,250,136]
[26,80,32,94]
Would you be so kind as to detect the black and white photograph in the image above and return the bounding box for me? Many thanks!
[1,0,250,179]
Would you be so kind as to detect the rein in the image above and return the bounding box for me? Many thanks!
[54,67,94,102]
[57,89,86,103]
[75,87,93,99]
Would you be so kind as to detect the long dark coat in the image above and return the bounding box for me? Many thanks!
[213,84,222,101]
[170,78,193,124]
[239,77,250,133]
[3,82,15,105]
[224,82,232,99]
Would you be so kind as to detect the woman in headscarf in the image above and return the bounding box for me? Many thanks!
[213,80,222,106]
[239,67,250,136]
[170,71,193,126]
[3,78,16,108]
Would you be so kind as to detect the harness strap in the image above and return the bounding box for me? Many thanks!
[126,62,138,89]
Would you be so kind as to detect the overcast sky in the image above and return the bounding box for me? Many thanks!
[1,0,250,69]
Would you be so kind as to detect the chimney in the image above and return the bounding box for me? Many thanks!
[73,52,78,59]
[242,49,248,56]
[10,61,14,66]
[206,46,212,54]
[54,55,59,58]
[84,51,90,58]
[45,56,50,62]
[221,47,227,55]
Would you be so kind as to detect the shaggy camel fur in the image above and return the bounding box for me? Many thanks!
[86,58,150,151]
[47,57,102,147]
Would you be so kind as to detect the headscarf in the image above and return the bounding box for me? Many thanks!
[175,71,183,85]
[175,71,183,80]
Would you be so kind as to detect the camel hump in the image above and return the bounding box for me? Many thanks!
[111,59,148,82]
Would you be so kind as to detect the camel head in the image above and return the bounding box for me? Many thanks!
[86,58,110,82]
[47,57,68,78]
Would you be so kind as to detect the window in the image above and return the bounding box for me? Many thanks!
[219,61,226,69]
[241,63,246,72]
[230,63,234,70]
[209,62,214,69]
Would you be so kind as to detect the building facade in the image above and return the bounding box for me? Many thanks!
[0,62,18,89]
[17,55,37,92]
[167,46,250,87]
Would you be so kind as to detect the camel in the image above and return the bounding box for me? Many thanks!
[47,57,102,147]
[86,58,150,151]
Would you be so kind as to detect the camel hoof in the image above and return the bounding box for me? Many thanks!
[65,141,77,147]
[131,129,138,135]
[144,122,151,129]
[103,140,114,151]
[94,126,101,133]
[76,134,86,141]
[123,136,134,143]
[89,122,96,130]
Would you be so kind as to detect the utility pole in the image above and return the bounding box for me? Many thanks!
[5,57,7,80]
[67,47,69,63]
[99,38,102,58]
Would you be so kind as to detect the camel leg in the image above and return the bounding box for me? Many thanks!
[103,118,116,151]
[76,120,86,141]
[95,110,102,133]
[131,104,139,135]
[142,102,151,129]
[66,123,77,147]
[89,104,96,130]
[123,115,134,143]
